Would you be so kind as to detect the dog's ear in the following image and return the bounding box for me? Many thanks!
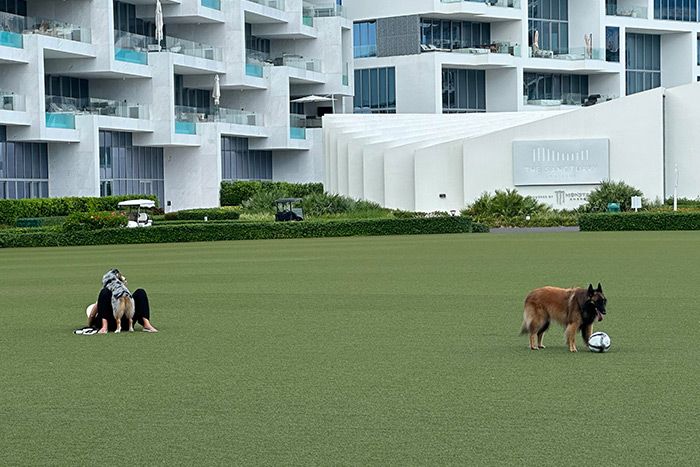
[596,283,603,293]
[587,284,595,296]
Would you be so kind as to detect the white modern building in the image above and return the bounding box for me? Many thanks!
[0,0,352,210]
[347,0,700,114]
[324,82,700,213]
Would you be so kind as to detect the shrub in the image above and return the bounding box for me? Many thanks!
[220,181,323,206]
[463,189,550,219]
[472,212,580,228]
[0,216,483,248]
[579,212,700,231]
[242,188,288,214]
[664,197,700,209]
[0,195,158,226]
[164,207,240,221]
[583,180,645,212]
[15,216,66,228]
[62,211,128,232]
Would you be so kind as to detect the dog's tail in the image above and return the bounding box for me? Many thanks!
[519,321,528,335]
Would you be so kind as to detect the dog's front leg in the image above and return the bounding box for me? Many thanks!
[581,324,593,344]
[565,323,578,352]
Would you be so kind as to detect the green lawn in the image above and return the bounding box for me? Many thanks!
[1,232,699,465]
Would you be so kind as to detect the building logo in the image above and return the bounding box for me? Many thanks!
[555,190,566,205]
[512,139,610,186]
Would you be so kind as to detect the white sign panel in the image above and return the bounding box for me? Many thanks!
[513,139,610,186]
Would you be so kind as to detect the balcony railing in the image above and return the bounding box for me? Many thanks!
[246,49,269,77]
[525,93,618,107]
[246,0,285,10]
[162,35,222,61]
[529,47,605,60]
[274,55,322,73]
[449,41,521,56]
[175,105,198,135]
[209,108,261,126]
[201,0,222,10]
[342,62,349,86]
[441,0,521,8]
[606,4,648,18]
[1,91,24,111]
[313,2,346,18]
[45,95,149,120]
[0,11,90,46]
[290,113,306,140]
[0,12,24,49]
[114,30,150,65]
[46,112,75,129]
[303,2,314,26]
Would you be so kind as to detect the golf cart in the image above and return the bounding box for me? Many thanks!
[117,199,155,228]
[274,198,304,222]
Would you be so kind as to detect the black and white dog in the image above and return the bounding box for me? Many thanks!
[101,268,135,333]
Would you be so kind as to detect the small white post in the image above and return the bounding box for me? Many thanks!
[674,164,679,212]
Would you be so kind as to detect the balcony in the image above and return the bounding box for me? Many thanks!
[303,2,314,26]
[175,106,198,135]
[290,113,306,139]
[606,4,648,18]
[246,49,269,77]
[312,2,346,18]
[441,0,521,8]
[207,108,261,126]
[529,47,605,61]
[274,54,322,73]
[162,36,222,61]
[1,91,24,111]
[201,0,222,10]
[0,12,24,48]
[524,93,617,107]
[114,30,150,65]
[1,12,91,48]
[246,0,285,10]
[431,41,521,56]
[45,95,150,123]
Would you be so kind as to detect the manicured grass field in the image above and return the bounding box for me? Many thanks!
[1,232,699,465]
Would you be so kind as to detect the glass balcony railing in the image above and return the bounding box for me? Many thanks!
[1,91,24,111]
[274,55,322,73]
[529,47,604,60]
[246,49,269,77]
[45,95,149,120]
[525,93,617,107]
[201,0,222,10]
[342,62,349,86]
[174,105,198,135]
[46,112,75,129]
[313,3,345,17]
[246,0,285,11]
[162,35,222,61]
[606,4,648,18]
[290,113,306,140]
[441,0,521,8]
[26,16,91,43]
[208,108,261,126]
[451,41,521,56]
[0,12,24,48]
[353,44,376,58]
[303,2,314,26]
[114,30,149,65]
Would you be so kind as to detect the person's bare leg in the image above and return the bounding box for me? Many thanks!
[142,317,158,333]
[97,318,108,334]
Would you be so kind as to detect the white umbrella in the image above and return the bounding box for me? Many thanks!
[213,74,221,107]
[155,0,164,50]
[290,95,334,103]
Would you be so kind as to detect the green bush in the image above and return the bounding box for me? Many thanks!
[579,212,700,231]
[15,216,66,228]
[220,181,324,206]
[0,195,158,226]
[463,189,551,219]
[62,211,128,232]
[472,212,580,228]
[242,188,288,214]
[664,197,700,209]
[164,207,240,221]
[0,217,483,249]
[583,180,645,212]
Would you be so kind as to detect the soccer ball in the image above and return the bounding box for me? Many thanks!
[587,332,611,353]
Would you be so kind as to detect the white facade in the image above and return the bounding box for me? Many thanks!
[347,0,700,114]
[0,0,352,210]
[324,83,700,212]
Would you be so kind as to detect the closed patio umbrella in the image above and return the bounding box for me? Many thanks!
[213,74,221,107]
[155,0,164,50]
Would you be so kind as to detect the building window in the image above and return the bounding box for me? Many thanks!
[98,131,165,203]
[0,126,49,200]
[654,0,699,21]
[442,69,486,113]
[353,21,377,58]
[420,18,491,51]
[221,137,272,181]
[528,0,569,55]
[174,74,211,111]
[625,33,661,95]
[606,27,620,62]
[353,67,396,113]
[524,72,590,105]
[113,1,156,36]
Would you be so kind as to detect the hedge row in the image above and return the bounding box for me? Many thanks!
[220,181,324,206]
[0,217,481,248]
[579,212,700,231]
[164,207,240,221]
[0,195,158,226]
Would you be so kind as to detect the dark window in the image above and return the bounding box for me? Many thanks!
[353,67,396,113]
[419,18,490,51]
[220,136,272,181]
[0,125,49,199]
[524,72,590,105]
[625,33,661,95]
[606,27,620,62]
[442,69,486,113]
[353,21,377,58]
[528,0,569,54]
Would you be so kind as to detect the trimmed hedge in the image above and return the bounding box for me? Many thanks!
[579,212,700,231]
[164,207,241,221]
[63,211,127,232]
[0,195,158,226]
[15,216,66,228]
[0,216,482,249]
[220,181,324,206]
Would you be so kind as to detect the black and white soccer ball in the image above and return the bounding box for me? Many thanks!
[587,332,611,353]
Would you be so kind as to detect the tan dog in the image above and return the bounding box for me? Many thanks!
[521,283,607,352]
